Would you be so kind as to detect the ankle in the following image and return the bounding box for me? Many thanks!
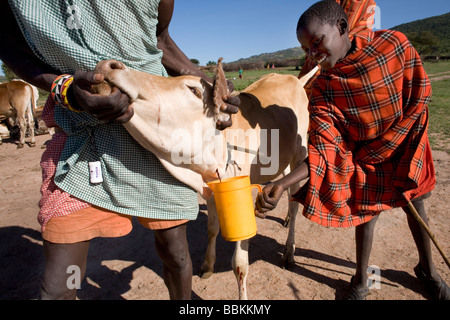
[419,264,439,279]
[352,274,368,289]
[415,262,440,280]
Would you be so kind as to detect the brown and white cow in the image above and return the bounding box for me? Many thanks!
[93,59,317,300]
[0,80,38,148]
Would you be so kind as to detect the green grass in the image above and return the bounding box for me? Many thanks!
[222,62,450,153]
[229,67,301,91]
[204,67,301,91]
[427,78,450,153]
[423,61,450,76]
[422,61,450,153]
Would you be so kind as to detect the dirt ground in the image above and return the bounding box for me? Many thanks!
[0,130,449,301]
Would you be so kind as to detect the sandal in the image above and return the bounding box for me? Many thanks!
[414,264,450,300]
[345,276,369,300]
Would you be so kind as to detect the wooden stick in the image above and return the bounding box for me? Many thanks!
[407,200,450,269]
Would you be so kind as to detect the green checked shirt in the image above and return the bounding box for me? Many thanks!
[10,0,199,220]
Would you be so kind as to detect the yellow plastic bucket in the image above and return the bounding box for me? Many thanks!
[207,175,262,241]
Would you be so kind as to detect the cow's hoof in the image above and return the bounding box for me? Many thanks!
[282,248,296,270]
[282,258,296,270]
[17,143,24,149]
[199,265,214,279]
[199,270,214,279]
[29,142,36,147]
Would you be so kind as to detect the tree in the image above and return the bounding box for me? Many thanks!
[190,58,200,66]
[206,60,217,67]
[1,62,17,81]
[406,31,440,56]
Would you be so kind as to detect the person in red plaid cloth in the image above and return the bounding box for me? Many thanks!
[256,0,449,300]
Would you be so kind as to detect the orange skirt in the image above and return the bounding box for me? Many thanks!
[42,205,188,244]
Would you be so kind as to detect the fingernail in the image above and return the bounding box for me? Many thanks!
[93,73,103,82]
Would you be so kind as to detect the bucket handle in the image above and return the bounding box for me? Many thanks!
[250,184,262,193]
[251,184,262,217]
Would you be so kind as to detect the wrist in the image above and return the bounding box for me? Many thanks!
[278,160,310,190]
[51,74,83,112]
[66,84,83,112]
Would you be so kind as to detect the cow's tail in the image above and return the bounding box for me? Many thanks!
[298,65,319,87]
[26,84,39,129]
[23,84,38,130]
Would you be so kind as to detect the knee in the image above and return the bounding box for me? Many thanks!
[155,226,191,271]
[403,198,427,217]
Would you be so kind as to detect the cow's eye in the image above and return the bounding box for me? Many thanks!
[189,86,202,99]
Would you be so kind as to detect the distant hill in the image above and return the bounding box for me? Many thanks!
[226,12,450,67]
[223,47,304,71]
[231,47,304,65]
[391,12,450,42]
[391,12,450,55]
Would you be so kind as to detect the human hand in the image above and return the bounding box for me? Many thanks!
[255,182,285,218]
[215,80,240,130]
[70,71,133,123]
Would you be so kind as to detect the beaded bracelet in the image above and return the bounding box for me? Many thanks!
[51,74,82,112]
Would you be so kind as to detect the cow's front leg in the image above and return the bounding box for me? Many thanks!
[283,199,299,268]
[200,197,219,279]
[283,182,300,269]
[232,240,249,300]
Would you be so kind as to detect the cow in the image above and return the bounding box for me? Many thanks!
[93,59,317,300]
[0,80,38,148]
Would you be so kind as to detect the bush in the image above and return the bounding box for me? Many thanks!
[222,58,303,72]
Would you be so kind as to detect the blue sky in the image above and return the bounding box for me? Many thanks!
[1,0,449,75]
[170,0,449,65]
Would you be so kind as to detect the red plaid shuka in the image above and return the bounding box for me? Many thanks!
[293,30,435,228]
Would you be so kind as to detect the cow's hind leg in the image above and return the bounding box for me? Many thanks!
[16,116,26,148]
[232,240,249,300]
[200,197,220,279]
[26,104,36,147]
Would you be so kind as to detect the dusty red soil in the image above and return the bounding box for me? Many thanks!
[0,130,449,300]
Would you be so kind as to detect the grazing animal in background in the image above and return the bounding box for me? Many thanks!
[0,80,38,148]
[93,58,317,299]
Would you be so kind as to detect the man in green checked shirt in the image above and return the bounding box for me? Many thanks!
[0,0,239,300]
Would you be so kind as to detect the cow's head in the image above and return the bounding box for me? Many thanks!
[92,59,230,197]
